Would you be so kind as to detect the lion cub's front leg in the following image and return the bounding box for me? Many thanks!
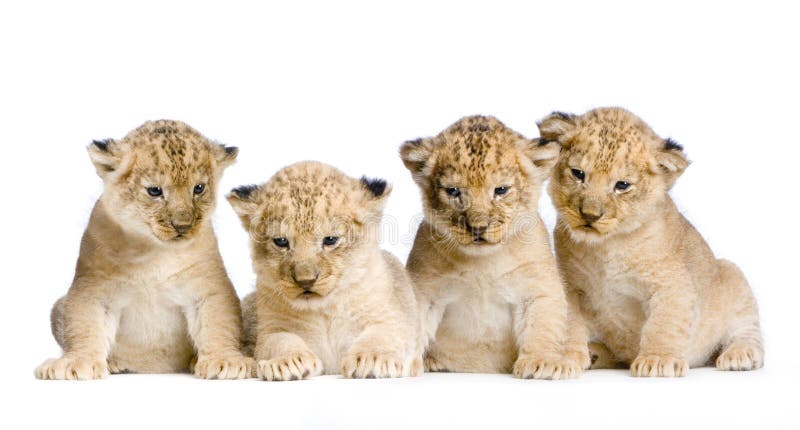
[255,332,323,381]
[512,269,581,380]
[186,285,252,380]
[561,288,593,370]
[341,324,411,379]
[630,278,695,377]
[513,296,580,380]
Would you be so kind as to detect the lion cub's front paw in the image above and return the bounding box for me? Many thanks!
[716,345,763,371]
[563,349,592,371]
[341,352,405,378]
[35,356,109,380]
[256,352,322,381]
[512,356,581,380]
[630,354,688,377]
[195,354,253,380]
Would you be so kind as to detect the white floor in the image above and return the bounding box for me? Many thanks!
[12,366,794,430]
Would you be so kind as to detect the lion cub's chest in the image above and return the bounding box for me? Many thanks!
[299,308,363,374]
[107,254,198,368]
[569,247,648,349]
[438,269,515,341]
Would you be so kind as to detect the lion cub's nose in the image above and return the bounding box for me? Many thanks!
[292,264,320,291]
[171,222,192,234]
[294,276,318,291]
[466,223,488,236]
[579,208,603,224]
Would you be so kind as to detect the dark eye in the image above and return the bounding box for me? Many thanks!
[571,169,585,182]
[615,181,630,191]
[322,236,339,246]
[445,187,461,197]
[193,184,205,195]
[273,237,289,248]
[147,187,163,197]
[494,186,509,196]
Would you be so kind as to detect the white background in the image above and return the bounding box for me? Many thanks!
[1,1,798,429]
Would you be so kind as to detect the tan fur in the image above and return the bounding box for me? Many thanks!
[400,115,580,379]
[540,107,764,376]
[228,162,422,380]
[35,120,251,380]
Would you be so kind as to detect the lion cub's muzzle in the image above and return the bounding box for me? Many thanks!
[455,213,497,244]
[578,199,604,228]
[168,211,197,239]
[466,222,488,243]
[291,262,321,297]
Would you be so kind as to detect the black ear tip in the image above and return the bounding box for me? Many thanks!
[91,139,111,152]
[224,146,239,156]
[550,111,575,121]
[360,176,388,197]
[664,138,684,152]
[403,138,424,148]
[231,184,258,199]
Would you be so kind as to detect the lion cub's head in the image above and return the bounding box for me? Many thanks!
[89,120,238,243]
[227,161,390,311]
[539,107,689,244]
[400,115,558,255]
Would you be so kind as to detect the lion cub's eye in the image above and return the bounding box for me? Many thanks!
[494,186,510,196]
[571,169,585,182]
[614,181,631,192]
[322,236,339,247]
[273,237,290,248]
[444,187,461,197]
[146,186,163,197]
[193,184,206,195]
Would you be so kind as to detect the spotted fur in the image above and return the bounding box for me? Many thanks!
[541,107,764,376]
[228,162,422,379]
[36,120,250,380]
[400,116,581,379]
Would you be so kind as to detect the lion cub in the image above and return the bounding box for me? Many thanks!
[229,161,422,380]
[400,115,580,379]
[540,107,764,376]
[35,120,251,380]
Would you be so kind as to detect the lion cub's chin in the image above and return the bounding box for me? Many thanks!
[564,224,608,245]
[455,239,503,256]
[286,290,334,311]
[151,230,200,247]
[563,218,644,246]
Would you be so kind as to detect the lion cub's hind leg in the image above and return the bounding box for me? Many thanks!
[36,296,111,380]
[50,296,66,349]
[714,261,764,371]
[240,292,258,358]
[39,296,111,379]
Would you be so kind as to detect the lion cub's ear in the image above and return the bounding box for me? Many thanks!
[651,138,689,187]
[226,184,262,229]
[357,176,392,219]
[214,144,239,170]
[518,139,560,180]
[399,137,436,183]
[537,111,578,144]
[88,139,126,179]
